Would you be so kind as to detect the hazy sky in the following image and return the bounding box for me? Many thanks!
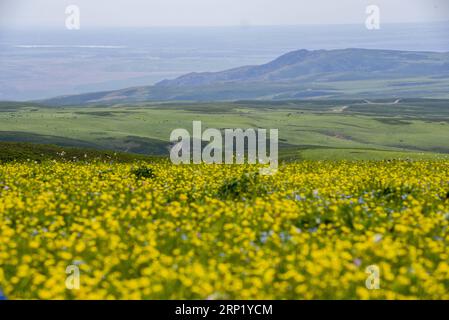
[1,0,448,28]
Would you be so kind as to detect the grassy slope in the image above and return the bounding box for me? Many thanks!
[0,99,448,161]
[0,142,157,163]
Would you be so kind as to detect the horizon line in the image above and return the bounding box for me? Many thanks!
[2,20,449,31]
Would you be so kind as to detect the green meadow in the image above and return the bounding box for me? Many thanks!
[0,99,448,161]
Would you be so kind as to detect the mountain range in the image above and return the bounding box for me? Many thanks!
[40,48,449,105]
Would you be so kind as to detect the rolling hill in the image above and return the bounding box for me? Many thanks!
[40,48,449,105]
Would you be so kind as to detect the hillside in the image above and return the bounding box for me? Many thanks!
[0,142,156,163]
[156,48,449,86]
[39,48,449,106]
[1,99,449,161]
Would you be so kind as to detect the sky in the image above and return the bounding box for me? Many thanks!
[0,0,448,29]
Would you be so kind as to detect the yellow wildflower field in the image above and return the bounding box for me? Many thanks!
[0,160,449,299]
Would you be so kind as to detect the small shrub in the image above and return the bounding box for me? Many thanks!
[217,172,267,200]
[132,167,156,180]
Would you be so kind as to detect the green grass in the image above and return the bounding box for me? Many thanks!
[0,99,448,160]
[280,147,448,161]
[0,142,157,163]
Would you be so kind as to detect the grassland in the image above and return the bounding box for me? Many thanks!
[0,99,449,160]
[0,142,155,163]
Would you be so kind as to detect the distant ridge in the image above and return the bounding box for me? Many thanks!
[39,48,449,105]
